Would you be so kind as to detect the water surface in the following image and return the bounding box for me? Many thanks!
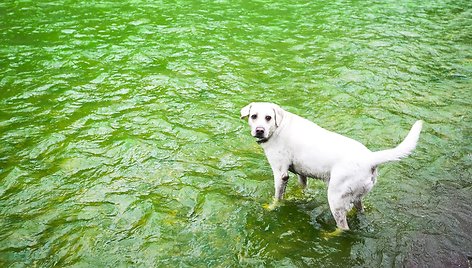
[1,0,471,267]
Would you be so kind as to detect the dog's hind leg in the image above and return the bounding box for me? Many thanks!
[327,190,350,230]
[331,207,350,230]
[353,199,364,213]
[353,168,377,213]
[327,175,351,230]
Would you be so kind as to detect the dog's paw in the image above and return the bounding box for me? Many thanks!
[263,198,281,211]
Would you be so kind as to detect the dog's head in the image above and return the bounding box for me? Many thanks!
[240,102,284,143]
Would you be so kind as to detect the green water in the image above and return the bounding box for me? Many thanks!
[1,0,471,267]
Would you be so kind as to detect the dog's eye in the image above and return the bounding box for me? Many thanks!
[265,116,272,121]
[251,114,257,120]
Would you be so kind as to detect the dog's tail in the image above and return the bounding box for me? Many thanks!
[369,120,423,166]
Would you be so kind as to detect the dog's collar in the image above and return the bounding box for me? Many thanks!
[256,138,269,144]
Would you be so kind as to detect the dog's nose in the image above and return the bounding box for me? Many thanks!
[255,127,265,136]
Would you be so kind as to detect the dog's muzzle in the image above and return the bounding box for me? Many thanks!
[254,127,268,143]
[255,127,265,138]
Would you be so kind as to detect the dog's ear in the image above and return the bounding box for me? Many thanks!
[272,104,284,127]
[240,103,253,119]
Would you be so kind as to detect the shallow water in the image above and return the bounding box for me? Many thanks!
[1,0,471,267]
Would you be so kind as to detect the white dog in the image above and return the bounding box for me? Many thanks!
[240,102,422,230]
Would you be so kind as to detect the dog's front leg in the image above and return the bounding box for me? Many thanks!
[273,171,289,200]
[262,169,289,211]
[266,152,290,201]
[297,174,307,189]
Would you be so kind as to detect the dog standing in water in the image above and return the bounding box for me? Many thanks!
[240,102,422,230]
